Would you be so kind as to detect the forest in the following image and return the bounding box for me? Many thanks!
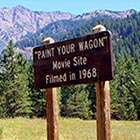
[0,12,140,120]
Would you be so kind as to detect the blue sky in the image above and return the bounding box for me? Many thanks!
[0,0,140,15]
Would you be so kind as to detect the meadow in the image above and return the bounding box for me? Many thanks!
[0,117,140,140]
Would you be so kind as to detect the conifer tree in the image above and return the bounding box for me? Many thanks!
[0,41,31,117]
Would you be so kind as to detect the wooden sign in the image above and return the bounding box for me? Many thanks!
[33,31,114,89]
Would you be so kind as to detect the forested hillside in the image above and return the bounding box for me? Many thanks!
[15,11,140,59]
[0,12,140,120]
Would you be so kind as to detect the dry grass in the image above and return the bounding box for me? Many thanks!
[0,117,140,140]
[0,117,46,140]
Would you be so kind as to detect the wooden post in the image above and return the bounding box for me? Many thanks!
[43,38,59,140]
[95,81,111,140]
[92,25,111,140]
[33,28,112,140]
[45,88,59,140]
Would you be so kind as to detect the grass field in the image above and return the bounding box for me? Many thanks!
[0,117,140,140]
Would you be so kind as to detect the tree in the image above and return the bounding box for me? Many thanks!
[60,85,92,119]
[28,65,46,118]
[111,56,140,120]
[86,84,96,119]
[0,41,31,117]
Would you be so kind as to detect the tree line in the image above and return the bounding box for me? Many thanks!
[0,40,140,120]
[0,12,140,120]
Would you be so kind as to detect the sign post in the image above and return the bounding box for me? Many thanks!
[92,25,111,140]
[45,88,59,140]
[33,26,114,140]
[43,38,59,140]
[95,81,111,140]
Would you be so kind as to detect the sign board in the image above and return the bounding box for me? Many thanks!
[33,31,114,89]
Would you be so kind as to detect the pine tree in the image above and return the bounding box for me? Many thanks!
[61,85,92,119]
[0,41,31,117]
[111,56,140,120]
[28,65,46,118]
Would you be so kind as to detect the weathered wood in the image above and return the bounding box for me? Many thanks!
[45,88,59,140]
[33,27,113,140]
[96,81,111,140]
[43,38,59,140]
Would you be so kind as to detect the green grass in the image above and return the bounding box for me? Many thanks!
[112,121,140,140]
[0,117,46,140]
[0,117,140,140]
[0,127,2,140]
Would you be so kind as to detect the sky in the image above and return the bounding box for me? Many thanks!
[0,0,140,15]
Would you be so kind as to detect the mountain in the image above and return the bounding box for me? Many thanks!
[0,6,136,44]
[14,10,140,59]
[0,6,138,57]
[14,9,137,44]
[0,5,74,46]
[73,9,136,20]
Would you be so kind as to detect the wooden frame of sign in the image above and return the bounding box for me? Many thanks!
[33,30,114,140]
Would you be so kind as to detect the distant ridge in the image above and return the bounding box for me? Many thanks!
[73,9,137,20]
[0,5,74,44]
[0,5,138,54]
